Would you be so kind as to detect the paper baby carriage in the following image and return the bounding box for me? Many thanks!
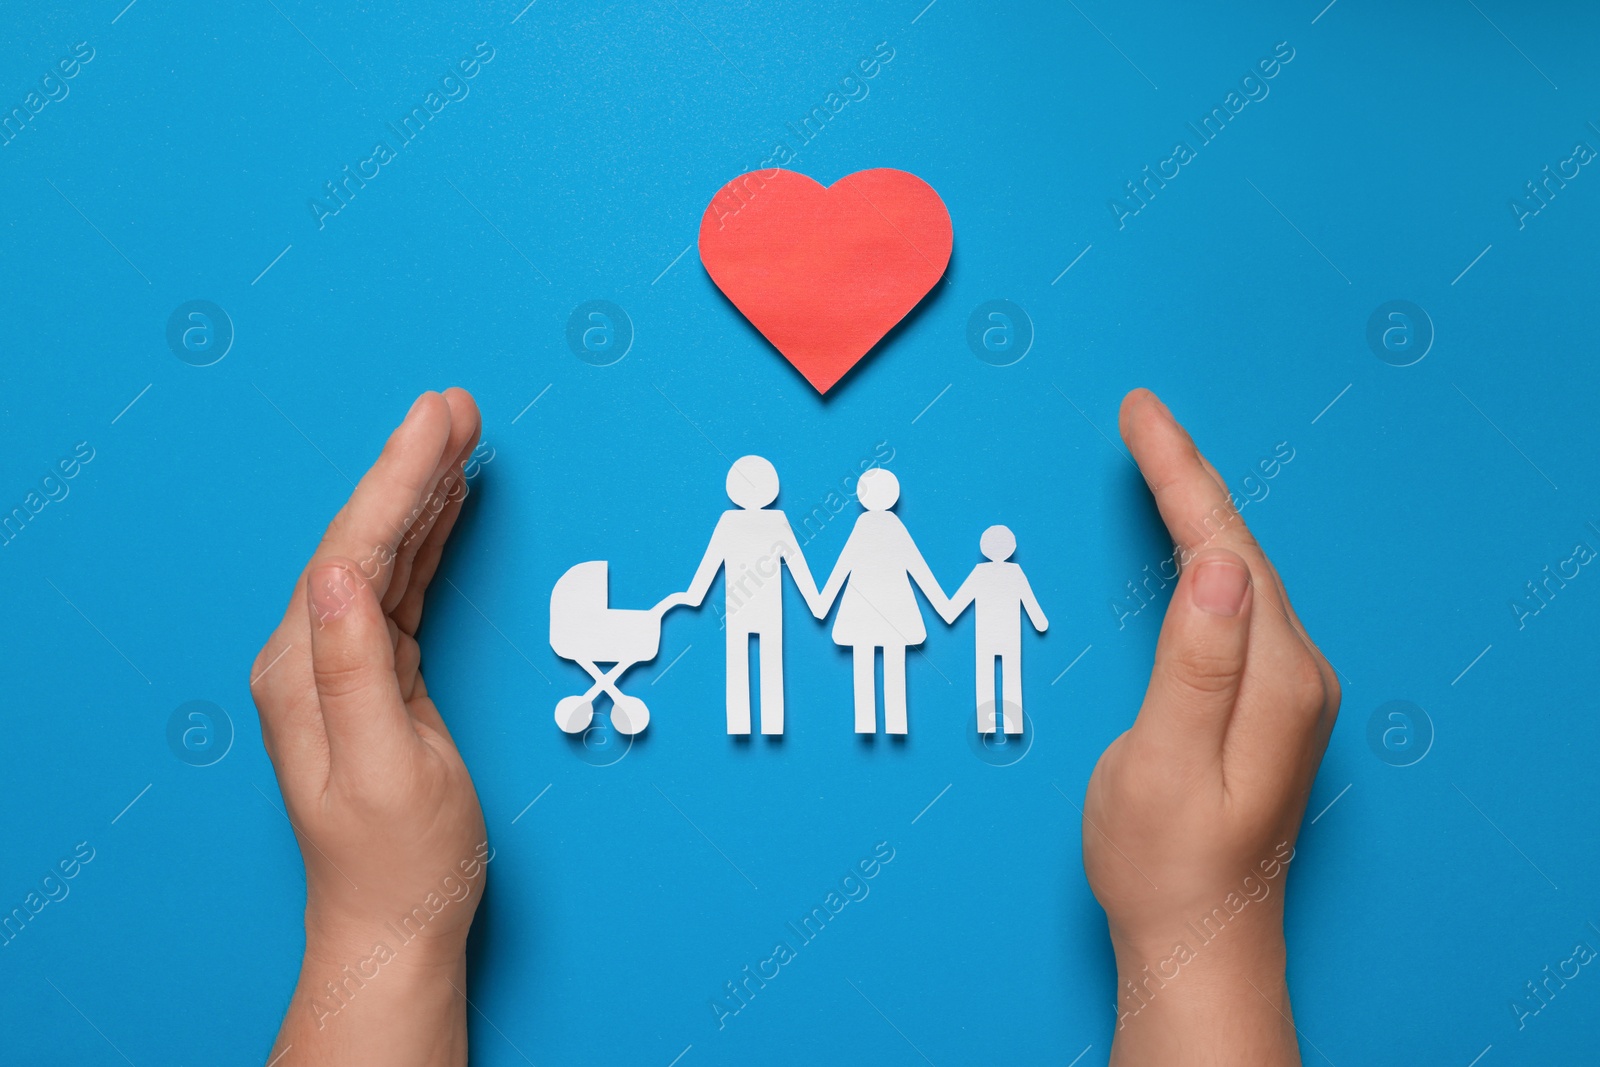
[550,561,684,737]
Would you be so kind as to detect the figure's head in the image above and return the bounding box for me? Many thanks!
[857,468,900,511]
[726,456,779,509]
[980,524,1015,562]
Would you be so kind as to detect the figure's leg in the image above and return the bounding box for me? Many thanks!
[726,627,751,734]
[852,645,876,733]
[758,624,784,735]
[884,644,908,735]
[975,651,997,733]
[1001,652,1023,734]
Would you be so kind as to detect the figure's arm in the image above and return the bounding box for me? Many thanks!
[814,541,852,618]
[682,519,727,607]
[1018,571,1048,632]
[653,592,693,613]
[905,539,952,619]
[941,572,976,625]
[775,521,824,617]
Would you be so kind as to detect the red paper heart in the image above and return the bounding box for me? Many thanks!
[698,168,953,394]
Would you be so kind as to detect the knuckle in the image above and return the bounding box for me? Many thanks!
[1284,655,1328,711]
[248,646,276,703]
[255,715,278,763]
[1170,644,1242,697]
[311,659,374,701]
[1320,664,1343,720]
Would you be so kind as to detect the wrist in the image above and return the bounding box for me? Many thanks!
[1109,923,1297,1066]
[303,911,470,979]
[277,931,469,1066]
[1112,924,1286,1002]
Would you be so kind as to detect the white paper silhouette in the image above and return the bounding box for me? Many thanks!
[550,561,680,737]
[942,525,1048,734]
[548,463,1049,743]
[815,469,950,735]
[670,456,821,735]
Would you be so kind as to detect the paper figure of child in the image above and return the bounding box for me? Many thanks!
[941,525,1048,734]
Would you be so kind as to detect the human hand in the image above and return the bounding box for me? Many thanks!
[250,389,487,1067]
[1083,389,1340,1065]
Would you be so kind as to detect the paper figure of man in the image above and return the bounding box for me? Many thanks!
[941,525,1048,734]
[674,456,821,734]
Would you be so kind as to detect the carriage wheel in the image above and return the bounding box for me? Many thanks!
[555,695,594,734]
[611,695,650,735]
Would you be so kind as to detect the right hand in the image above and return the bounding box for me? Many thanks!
[1083,389,1340,1065]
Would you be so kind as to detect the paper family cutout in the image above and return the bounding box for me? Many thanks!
[699,169,953,394]
[550,458,1047,739]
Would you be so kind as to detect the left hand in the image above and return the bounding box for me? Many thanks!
[250,389,487,1066]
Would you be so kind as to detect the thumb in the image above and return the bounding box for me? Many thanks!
[1135,548,1254,764]
[306,559,412,771]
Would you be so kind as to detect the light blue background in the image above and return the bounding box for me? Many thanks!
[3,0,1598,1063]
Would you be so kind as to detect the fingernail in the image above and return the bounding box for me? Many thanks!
[308,564,358,623]
[1192,559,1248,617]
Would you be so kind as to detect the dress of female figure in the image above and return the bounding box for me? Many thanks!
[820,509,949,734]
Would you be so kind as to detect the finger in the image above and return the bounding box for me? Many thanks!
[390,483,465,638]
[1124,394,1343,782]
[1178,432,1276,578]
[1133,548,1255,768]
[1119,389,1263,563]
[1223,634,1338,800]
[391,458,474,637]
[395,629,422,702]
[1193,447,1228,497]
[384,388,482,617]
[315,392,454,603]
[383,389,480,613]
[382,606,442,730]
[392,398,483,637]
[1134,392,1338,703]
[252,393,447,796]
[1187,435,1323,641]
[305,559,414,772]
[1119,389,1317,640]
